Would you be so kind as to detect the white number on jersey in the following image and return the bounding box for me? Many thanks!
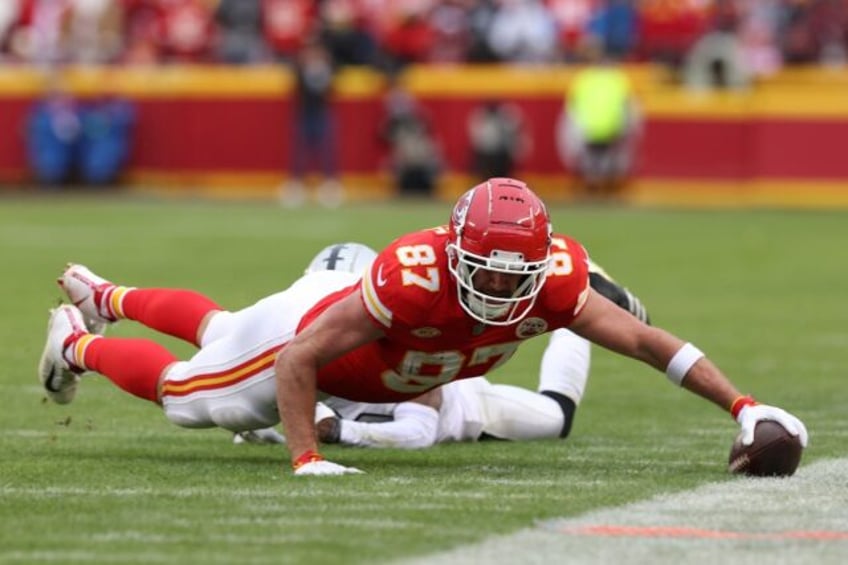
[549,237,574,276]
[397,244,440,292]
[381,342,520,394]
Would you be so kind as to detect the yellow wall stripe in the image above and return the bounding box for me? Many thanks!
[3,64,848,117]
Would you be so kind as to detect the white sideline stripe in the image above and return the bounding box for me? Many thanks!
[0,485,531,503]
[396,457,848,565]
[0,429,182,438]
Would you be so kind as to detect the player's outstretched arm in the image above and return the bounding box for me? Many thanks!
[320,389,443,449]
[274,290,383,475]
[568,288,807,444]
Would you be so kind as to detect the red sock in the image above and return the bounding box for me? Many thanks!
[121,289,222,346]
[83,337,177,403]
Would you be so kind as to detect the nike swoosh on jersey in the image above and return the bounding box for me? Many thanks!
[376,264,388,286]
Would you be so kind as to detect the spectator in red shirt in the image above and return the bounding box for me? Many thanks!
[262,0,316,63]
[155,0,216,63]
[637,0,710,70]
[380,4,435,72]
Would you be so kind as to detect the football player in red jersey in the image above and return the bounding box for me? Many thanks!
[40,178,807,476]
[234,242,648,449]
[273,178,806,474]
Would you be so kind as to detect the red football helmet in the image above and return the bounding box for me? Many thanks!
[447,178,552,325]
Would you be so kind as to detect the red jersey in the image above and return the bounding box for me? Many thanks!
[303,226,590,402]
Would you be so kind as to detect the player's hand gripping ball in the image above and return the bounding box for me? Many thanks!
[728,420,803,477]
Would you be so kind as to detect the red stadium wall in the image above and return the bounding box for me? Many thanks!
[2,65,848,198]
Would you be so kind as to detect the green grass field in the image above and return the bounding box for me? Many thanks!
[1,194,846,564]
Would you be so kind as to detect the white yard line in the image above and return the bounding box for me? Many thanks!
[397,457,848,565]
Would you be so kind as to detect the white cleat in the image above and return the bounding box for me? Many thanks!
[38,305,88,405]
[57,263,117,335]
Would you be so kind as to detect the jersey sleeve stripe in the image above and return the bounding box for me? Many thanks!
[575,283,590,316]
[361,267,392,328]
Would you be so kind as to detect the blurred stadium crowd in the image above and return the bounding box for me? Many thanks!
[1,0,846,76]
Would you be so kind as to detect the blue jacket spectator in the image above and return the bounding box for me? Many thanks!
[26,92,82,186]
[79,97,136,185]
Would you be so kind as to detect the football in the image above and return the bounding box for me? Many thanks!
[728,420,803,477]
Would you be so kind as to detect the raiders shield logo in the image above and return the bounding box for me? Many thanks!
[516,317,547,338]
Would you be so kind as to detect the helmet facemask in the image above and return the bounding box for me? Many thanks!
[447,243,549,326]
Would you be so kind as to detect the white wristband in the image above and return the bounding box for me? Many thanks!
[665,343,705,386]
